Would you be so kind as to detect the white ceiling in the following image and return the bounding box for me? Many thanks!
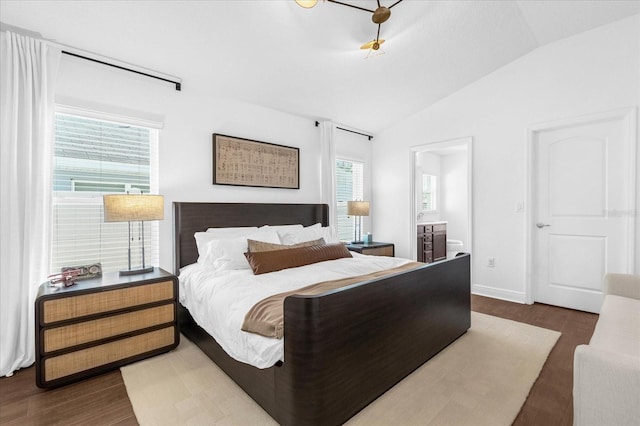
[1,0,638,134]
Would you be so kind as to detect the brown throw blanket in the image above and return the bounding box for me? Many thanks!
[242,262,423,338]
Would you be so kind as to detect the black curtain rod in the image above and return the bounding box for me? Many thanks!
[315,121,373,140]
[62,51,182,91]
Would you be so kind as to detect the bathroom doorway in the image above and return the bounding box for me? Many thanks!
[409,137,473,262]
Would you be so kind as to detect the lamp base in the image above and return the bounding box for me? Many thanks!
[351,240,364,245]
[119,266,154,276]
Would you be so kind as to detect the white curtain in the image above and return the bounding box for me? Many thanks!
[0,31,60,376]
[319,121,337,228]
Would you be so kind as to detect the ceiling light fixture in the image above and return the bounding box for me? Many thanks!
[295,0,318,8]
[296,0,404,53]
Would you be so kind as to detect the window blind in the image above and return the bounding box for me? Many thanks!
[51,113,159,274]
[335,159,364,241]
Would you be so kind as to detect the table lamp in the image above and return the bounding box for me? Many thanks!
[347,200,370,244]
[103,194,164,275]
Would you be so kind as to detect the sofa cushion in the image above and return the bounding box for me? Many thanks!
[589,295,640,358]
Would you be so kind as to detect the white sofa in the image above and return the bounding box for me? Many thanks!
[573,273,640,426]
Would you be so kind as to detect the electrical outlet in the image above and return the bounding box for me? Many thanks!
[487,257,495,268]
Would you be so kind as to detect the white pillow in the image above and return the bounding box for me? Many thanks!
[278,225,339,245]
[199,229,280,270]
[195,228,259,259]
[272,223,320,242]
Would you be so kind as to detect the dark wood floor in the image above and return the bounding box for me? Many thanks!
[0,295,597,426]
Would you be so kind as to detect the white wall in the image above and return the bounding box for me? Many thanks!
[372,15,640,302]
[55,55,322,273]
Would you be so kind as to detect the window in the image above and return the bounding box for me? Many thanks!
[51,112,159,274]
[421,174,437,211]
[335,159,364,241]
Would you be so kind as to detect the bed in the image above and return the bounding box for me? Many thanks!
[174,202,470,426]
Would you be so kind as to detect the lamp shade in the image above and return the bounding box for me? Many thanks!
[347,201,370,217]
[103,194,164,222]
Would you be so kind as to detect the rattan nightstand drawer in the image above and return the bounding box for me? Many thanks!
[43,303,175,353]
[41,280,174,324]
[361,246,394,256]
[43,326,176,382]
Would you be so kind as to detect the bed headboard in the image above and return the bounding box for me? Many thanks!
[173,202,329,273]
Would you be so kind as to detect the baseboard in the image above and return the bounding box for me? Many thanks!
[472,284,527,304]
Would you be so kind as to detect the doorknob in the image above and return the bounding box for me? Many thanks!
[536,223,551,229]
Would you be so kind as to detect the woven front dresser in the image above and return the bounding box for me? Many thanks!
[35,267,179,388]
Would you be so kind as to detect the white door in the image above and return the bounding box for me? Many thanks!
[531,110,636,313]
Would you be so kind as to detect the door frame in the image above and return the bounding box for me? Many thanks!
[525,107,637,304]
[409,136,473,262]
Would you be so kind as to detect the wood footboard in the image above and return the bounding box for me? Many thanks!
[276,253,471,425]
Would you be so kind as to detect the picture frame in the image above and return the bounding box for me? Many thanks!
[212,133,300,189]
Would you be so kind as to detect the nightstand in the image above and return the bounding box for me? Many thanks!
[346,242,395,257]
[35,267,179,388]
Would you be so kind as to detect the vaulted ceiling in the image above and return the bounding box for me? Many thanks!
[1,0,638,133]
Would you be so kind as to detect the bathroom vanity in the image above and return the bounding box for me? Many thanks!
[417,222,447,263]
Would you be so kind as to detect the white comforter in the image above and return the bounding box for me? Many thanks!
[179,252,413,368]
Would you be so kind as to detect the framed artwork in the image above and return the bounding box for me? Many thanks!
[212,134,300,189]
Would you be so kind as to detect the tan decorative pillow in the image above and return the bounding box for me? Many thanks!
[244,243,352,275]
[247,238,324,253]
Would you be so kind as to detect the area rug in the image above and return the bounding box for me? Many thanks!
[121,312,560,426]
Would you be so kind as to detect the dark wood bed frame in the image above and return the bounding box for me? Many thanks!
[173,202,470,426]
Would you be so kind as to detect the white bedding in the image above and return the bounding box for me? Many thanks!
[179,252,413,368]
